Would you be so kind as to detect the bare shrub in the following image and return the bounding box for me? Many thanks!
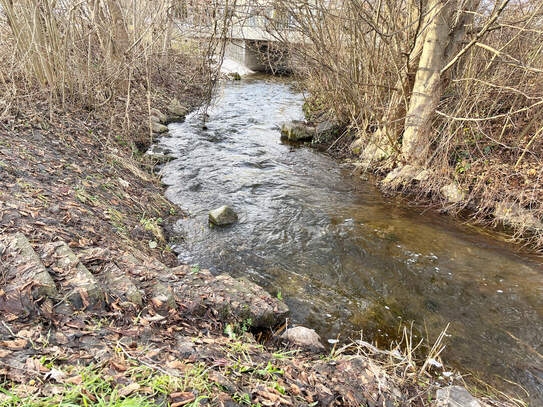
[0,0,231,142]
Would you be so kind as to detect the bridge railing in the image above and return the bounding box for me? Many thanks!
[173,1,296,32]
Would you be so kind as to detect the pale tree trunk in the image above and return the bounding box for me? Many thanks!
[401,0,481,163]
[360,0,426,165]
[401,0,453,163]
[108,0,129,56]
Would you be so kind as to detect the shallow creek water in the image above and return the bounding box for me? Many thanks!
[157,77,543,403]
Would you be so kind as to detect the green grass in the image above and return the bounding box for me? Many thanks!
[0,362,213,407]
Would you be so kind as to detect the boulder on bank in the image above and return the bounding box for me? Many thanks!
[281,326,325,351]
[146,145,174,164]
[280,121,315,142]
[152,122,169,134]
[441,182,465,203]
[165,98,189,124]
[209,205,238,226]
[314,120,338,143]
[436,386,481,407]
[494,201,543,232]
[173,268,289,328]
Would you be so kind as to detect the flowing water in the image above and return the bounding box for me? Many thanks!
[157,77,543,403]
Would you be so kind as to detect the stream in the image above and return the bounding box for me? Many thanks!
[157,77,543,403]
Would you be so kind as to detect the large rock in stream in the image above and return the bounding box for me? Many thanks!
[280,120,315,142]
[209,205,238,226]
[173,267,289,328]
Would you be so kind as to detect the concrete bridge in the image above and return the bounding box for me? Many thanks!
[174,3,302,72]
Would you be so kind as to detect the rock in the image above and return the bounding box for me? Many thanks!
[229,72,242,80]
[152,122,169,134]
[280,120,315,142]
[53,242,104,310]
[414,168,431,182]
[316,120,336,135]
[441,182,465,203]
[281,326,325,351]
[150,283,176,314]
[150,108,167,123]
[165,98,188,124]
[314,120,338,143]
[360,141,391,165]
[209,205,238,226]
[176,336,196,358]
[350,138,365,155]
[173,269,289,328]
[147,145,173,162]
[494,201,543,232]
[103,263,143,307]
[382,165,426,188]
[436,386,481,407]
[9,233,58,299]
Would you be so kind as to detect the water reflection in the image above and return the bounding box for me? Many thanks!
[158,78,543,403]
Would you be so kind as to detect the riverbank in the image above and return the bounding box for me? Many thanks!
[0,74,525,407]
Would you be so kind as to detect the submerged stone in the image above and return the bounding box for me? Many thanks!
[209,205,238,226]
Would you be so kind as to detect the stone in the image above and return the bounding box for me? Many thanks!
[350,138,365,155]
[8,233,57,299]
[209,205,238,226]
[150,108,167,124]
[168,98,188,117]
[146,145,174,164]
[174,270,289,328]
[103,263,143,307]
[151,282,176,314]
[165,98,188,124]
[53,242,104,309]
[152,122,169,134]
[281,326,325,351]
[436,386,481,407]
[280,120,315,142]
[382,165,426,188]
[176,336,196,358]
[360,141,391,165]
[494,201,543,232]
[316,120,336,135]
[441,183,465,203]
[314,120,337,143]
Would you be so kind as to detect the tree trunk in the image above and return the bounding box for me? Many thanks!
[401,0,453,163]
[108,0,129,56]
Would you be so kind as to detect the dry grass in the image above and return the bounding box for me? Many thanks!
[0,0,229,150]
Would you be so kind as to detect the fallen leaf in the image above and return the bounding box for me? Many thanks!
[1,338,28,349]
[65,375,83,385]
[118,382,140,397]
[110,360,128,372]
[170,391,195,407]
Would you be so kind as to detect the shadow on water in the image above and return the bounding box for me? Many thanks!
[158,77,543,404]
